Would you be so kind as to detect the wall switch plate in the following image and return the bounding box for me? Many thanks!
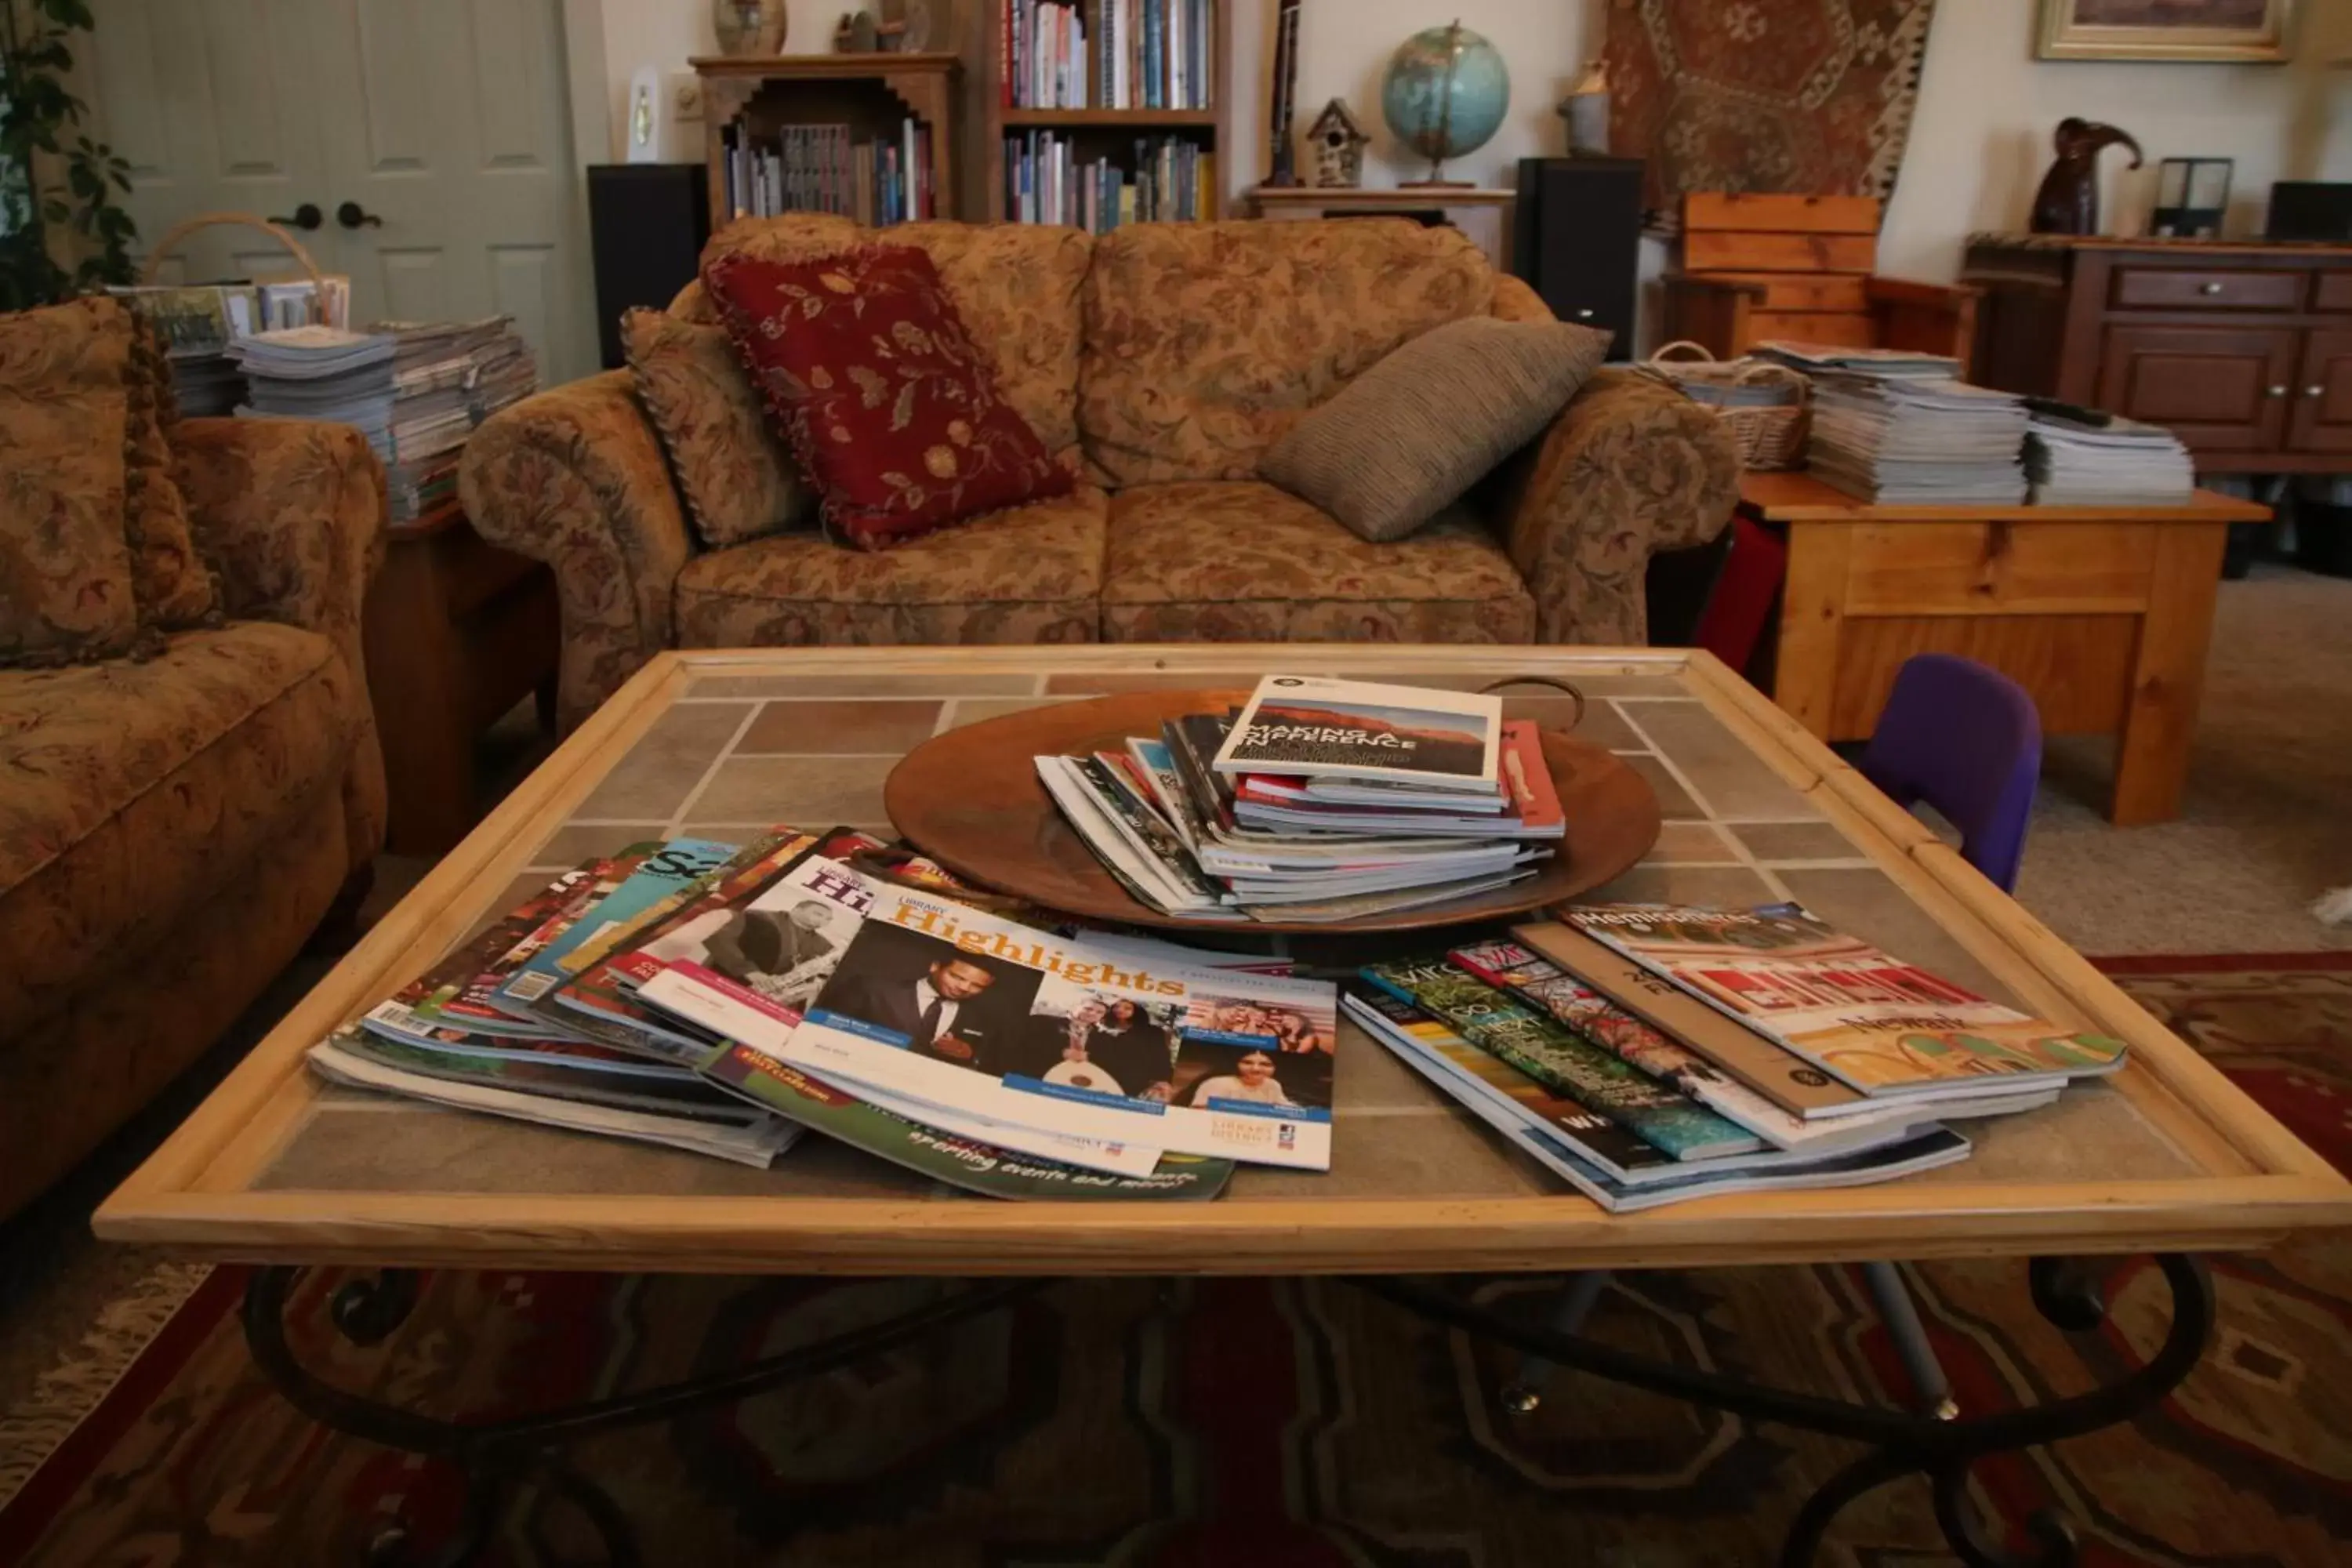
[670,73,705,125]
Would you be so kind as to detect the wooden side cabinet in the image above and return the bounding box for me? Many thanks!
[1964,234,2352,474]
[361,505,561,855]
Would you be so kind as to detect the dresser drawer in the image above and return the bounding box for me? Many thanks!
[2111,267,2305,312]
[2314,272,2352,312]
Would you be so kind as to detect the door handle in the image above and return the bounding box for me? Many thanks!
[268,203,325,231]
[2307,385,2327,398]
[2268,384,2288,397]
[337,201,385,230]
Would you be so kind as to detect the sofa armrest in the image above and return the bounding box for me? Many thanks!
[1492,368,1741,645]
[459,372,696,731]
[174,416,390,866]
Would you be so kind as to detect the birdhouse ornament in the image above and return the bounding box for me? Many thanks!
[1309,99,1370,189]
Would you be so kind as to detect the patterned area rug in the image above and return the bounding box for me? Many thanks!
[1,954,2345,1566]
[1605,0,1940,222]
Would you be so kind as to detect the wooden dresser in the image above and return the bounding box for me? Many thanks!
[1962,234,2352,474]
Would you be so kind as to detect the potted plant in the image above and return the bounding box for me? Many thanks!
[1,0,136,312]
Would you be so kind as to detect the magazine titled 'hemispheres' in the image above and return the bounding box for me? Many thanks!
[780,886,1340,1171]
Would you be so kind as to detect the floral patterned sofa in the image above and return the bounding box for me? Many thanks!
[0,419,387,1218]
[463,216,1738,732]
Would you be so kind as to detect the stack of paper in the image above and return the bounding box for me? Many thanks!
[1036,676,1563,924]
[230,326,399,460]
[373,318,539,520]
[1755,340,2030,506]
[2024,399,2196,506]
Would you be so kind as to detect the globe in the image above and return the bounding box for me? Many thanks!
[1380,24,1511,182]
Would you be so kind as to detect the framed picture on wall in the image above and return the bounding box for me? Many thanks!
[2038,0,2296,62]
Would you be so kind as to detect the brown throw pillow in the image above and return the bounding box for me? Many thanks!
[1260,316,1613,543]
[623,307,816,550]
[0,297,145,666]
[124,311,220,629]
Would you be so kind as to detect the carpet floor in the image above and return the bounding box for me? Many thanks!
[0,954,2345,1566]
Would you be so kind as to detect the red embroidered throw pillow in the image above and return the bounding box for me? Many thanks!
[704,246,1072,551]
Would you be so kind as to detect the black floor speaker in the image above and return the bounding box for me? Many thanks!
[1514,157,1643,360]
[588,164,713,369]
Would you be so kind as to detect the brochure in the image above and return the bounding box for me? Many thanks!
[780,885,1340,1171]
[703,1044,1237,1201]
[1566,905,2129,1097]
[1213,675,1502,789]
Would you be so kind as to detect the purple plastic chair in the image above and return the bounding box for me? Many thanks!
[1857,654,2044,894]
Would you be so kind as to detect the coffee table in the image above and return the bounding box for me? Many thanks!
[94,645,2352,1567]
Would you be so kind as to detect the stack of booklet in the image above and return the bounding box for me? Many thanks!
[111,278,353,416]
[377,318,539,520]
[308,826,1345,1199]
[1037,675,1563,924]
[2024,398,2196,506]
[230,326,399,461]
[1343,902,2128,1211]
[1755,340,2031,506]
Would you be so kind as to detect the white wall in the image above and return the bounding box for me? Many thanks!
[590,0,2352,287]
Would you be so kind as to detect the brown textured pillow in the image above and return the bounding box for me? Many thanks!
[123,312,220,628]
[623,307,815,550]
[0,297,146,666]
[1260,316,1613,543]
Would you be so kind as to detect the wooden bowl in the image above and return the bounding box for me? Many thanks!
[883,689,1661,935]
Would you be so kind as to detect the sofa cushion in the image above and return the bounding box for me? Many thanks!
[1077,220,1497,488]
[690,216,1092,463]
[1261,316,1613,543]
[675,485,1106,648]
[125,311,219,629]
[0,620,364,1038]
[705,247,1073,551]
[623,308,815,550]
[0,297,143,666]
[1099,482,1535,644]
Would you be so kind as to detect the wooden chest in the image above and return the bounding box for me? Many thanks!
[1962,234,2352,475]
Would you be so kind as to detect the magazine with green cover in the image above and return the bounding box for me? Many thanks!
[706,1044,1236,1201]
[1359,957,1762,1162]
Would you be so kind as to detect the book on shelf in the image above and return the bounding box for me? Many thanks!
[1005,132,1214,227]
[723,119,934,225]
[1004,2,1215,112]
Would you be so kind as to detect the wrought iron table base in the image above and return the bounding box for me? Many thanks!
[241,1254,2215,1568]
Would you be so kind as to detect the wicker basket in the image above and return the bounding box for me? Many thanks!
[1638,341,1810,471]
[137,211,347,328]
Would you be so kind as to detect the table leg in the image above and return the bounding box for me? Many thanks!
[240,1266,1043,1567]
[362,543,478,856]
[2111,524,2227,826]
[1359,1253,2216,1568]
[1773,521,1854,740]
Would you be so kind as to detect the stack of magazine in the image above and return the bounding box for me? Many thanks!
[377,318,539,520]
[1038,675,1562,924]
[307,825,1346,1199]
[230,326,399,462]
[110,278,353,416]
[1755,340,2030,506]
[2024,398,2195,506]
[1343,903,2128,1211]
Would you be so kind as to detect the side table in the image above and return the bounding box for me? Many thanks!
[360,502,561,855]
[1742,472,2272,826]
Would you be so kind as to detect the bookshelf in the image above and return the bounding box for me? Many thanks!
[981,2,1236,224]
[692,53,964,226]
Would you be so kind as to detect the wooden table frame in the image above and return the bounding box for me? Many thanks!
[1748,474,2272,826]
[93,645,2352,1276]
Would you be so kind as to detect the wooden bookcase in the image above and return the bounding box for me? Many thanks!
[978,2,1237,223]
[692,53,964,225]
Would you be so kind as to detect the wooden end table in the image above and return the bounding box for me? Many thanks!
[1743,472,2273,826]
[93,647,2351,1566]
[360,502,561,855]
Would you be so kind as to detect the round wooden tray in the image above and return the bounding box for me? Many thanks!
[883,688,1661,935]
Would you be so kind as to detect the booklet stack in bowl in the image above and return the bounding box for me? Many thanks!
[1036,675,1566,924]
